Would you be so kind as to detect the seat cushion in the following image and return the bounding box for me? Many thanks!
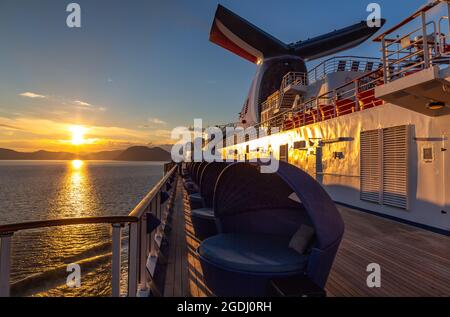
[192,208,214,219]
[198,233,308,274]
[189,193,203,202]
[184,181,198,192]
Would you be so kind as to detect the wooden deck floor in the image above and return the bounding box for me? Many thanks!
[163,179,450,297]
[163,179,213,297]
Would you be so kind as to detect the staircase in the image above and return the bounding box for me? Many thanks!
[273,72,308,114]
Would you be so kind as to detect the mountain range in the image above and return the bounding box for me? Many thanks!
[0,146,172,162]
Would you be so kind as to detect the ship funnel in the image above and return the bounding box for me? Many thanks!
[292,20,386,61]
[209,4,386,63]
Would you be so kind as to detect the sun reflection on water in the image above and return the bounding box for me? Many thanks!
[71,160,84,170]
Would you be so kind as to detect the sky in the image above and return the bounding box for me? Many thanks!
[0,0,428,152]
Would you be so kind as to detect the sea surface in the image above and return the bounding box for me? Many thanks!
[0,160,165,297]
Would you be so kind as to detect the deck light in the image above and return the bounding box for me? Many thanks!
[427,101,445,110]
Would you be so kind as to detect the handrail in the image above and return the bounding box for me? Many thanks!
[306,56,380,83]
[373,0,441,42]
[262,56,382,115]
[0,163,178,297]
[0,216,137,234]
[129,165,177,218]
[0,165,178,232]
[222,66,385,150]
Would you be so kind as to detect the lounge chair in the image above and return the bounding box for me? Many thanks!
[188,162,209,209]
[198,161,344,296]
[190,162,229,240]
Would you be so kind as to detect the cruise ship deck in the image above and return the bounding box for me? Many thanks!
[162,177,450,297]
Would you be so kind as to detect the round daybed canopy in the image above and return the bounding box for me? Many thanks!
[189,161,210,209]
[198,161,344,297]
[184,162,201,194]
[190,162,230,240]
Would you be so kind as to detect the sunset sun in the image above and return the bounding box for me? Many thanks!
[70,125,87,145]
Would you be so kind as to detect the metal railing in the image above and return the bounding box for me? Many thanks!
[260,56,382,116]
[378,1,450,83]
[261,91,280,112]
[438,15,450,56]
[383,21,438,81]
[281,72,308,89]
[253,68,385,134]
[306,56,382,83]
[0,164,177,297]
[220,68,384,151]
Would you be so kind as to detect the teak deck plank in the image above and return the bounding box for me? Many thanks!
[163,179,212,297]
[326,205,450,297]
[164,179,450,297]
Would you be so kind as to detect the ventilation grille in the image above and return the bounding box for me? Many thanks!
[279,144,288,162]
[360,125,410,210]
[382,125,409,209]
[360,129,381,203]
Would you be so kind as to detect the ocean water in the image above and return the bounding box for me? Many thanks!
[0,160,165,297]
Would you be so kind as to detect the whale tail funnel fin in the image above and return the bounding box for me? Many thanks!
[209,5,288,64]
[292,19,386,61]
[209,5,386,63]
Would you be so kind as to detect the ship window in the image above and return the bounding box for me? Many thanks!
[337,60,347,71]
[365,62,374,72]
[351,61,360,72]
[360,125,411,209]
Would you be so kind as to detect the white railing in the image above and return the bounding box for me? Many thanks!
[306,56,382,83]
[378,1,450,83]
[438,15,450,56]
[261,91,280,112]
[0,163,177,297]
[281,72,307,89]
[260,56,382,116]
[252,68,385,134]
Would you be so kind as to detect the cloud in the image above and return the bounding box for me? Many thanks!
[148,117,167,125]
[73,100,92,107]
[19,92,46,99]
[73,100,106,112]
[0,115,175,151]
[0,123,23,130]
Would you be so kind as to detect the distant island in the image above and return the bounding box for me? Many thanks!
[0,146,172,162]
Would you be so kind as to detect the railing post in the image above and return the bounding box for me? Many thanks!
[421,12,430,68]
[381,37,389,83]
[0,233,13,297]
[147,204,153,255]
[138,214,148,294]
[448,2,450,35]
[355,79,360,112]
[156,192,164,239]
[156,192,161,223]
[149,199,156,258]
[333,90,337,118]
[111,224,122,297]
[127,222,138,297]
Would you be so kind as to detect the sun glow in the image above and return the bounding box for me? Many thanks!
[70,125,87,145]
[71,159,84,169]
